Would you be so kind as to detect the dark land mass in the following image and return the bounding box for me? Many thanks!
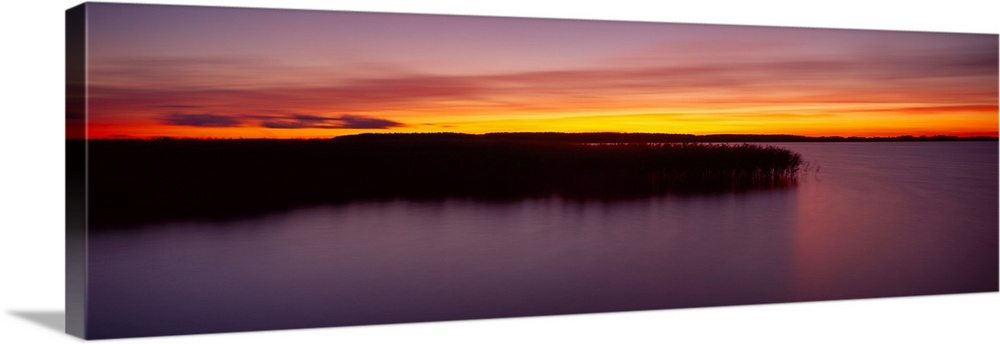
[78,133,821,227]
[339,132,997,143]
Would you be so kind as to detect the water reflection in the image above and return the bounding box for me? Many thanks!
[89,190,799,338]
[86,142,998,339]
[787,142,999,301]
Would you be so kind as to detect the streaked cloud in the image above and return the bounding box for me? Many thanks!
[81,5,998,138]
[164,113,243,127]
[258,114,403,129]
[161,113,403,130]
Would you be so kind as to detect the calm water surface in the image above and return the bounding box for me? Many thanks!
[87,142,998,338]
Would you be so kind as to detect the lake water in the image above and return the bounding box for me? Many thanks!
[86,142,998,338]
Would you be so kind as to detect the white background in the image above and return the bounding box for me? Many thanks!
[1,0,997,343]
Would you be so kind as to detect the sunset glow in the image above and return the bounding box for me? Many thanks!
[78,4,998,139]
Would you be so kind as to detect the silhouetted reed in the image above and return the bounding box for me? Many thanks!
[85,133,802,226]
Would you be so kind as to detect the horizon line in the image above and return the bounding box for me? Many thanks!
[75,131,1000,140]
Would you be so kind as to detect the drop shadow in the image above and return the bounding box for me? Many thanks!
[8,310,65,334]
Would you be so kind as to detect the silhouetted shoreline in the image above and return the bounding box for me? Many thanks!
[98,132,999,142]
[78,133,816,227]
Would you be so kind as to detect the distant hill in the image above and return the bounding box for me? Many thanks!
[333,132,998,143]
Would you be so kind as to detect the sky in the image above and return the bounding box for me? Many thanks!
[76,3,998,139]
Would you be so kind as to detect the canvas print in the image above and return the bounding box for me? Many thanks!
[66,2,998,339]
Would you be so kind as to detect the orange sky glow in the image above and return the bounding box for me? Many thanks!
[74,4,998,139]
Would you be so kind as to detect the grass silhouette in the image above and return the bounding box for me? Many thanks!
[84,133,804,226]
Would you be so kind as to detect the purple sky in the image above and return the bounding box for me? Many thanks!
[82,3,998,138]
